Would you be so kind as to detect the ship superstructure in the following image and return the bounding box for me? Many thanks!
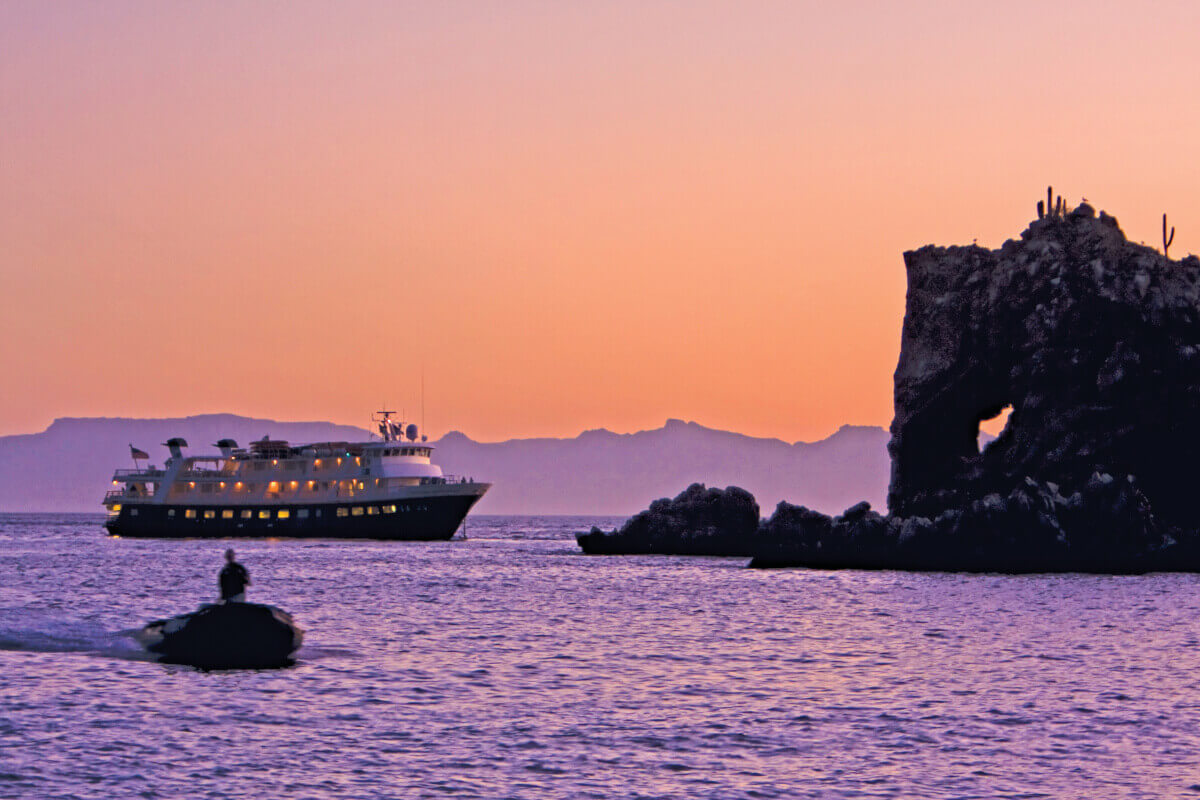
[103,413,489,539]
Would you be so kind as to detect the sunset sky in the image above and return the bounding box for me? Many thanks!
[3,1,1200,442]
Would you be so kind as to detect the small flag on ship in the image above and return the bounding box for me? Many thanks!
[130,444,149,461]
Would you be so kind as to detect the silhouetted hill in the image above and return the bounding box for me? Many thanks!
[429,418,891,514]
[0,415,892,514]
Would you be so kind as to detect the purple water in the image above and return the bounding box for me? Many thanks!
[3,513,1200,799]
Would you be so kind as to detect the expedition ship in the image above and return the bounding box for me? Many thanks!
[102,412,489,539]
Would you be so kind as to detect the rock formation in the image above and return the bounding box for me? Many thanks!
[580,198,1200,572]
[576,483,760,555]
[888,201,1200,529]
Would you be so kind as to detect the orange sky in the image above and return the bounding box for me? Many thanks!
[3,1,1200,442]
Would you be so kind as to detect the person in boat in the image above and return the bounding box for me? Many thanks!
[219,548,251,603]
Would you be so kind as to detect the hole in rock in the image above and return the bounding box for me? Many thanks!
[978,404,1013,452]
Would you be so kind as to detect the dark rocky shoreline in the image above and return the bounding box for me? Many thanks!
[576,483,761,556]
[577,197,1200,572]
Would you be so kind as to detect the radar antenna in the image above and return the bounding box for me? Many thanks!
[373,407,398,442]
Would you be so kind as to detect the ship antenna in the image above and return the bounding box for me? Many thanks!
[421,364,426,437]
[374,404,397,441]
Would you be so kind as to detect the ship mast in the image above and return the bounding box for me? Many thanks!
[372,408,398,442]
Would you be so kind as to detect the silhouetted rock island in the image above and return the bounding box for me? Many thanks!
[576,483,760,555]
[579,197,1200,572]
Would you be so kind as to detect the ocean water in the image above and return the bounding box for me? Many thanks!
[3,514,1200,799]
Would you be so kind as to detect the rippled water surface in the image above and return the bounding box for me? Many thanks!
[4,514,1200,799]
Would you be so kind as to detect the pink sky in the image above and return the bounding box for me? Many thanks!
[3,1,1199,441]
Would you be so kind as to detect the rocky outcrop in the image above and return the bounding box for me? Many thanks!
[752,200,1200,572]
[750,473,1184,572]
[576,483,760,555]
[136,602,304,669]
[888,201,1200,530]
[581,199,1200,572]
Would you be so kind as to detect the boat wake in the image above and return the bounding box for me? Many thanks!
[0,611,151,660]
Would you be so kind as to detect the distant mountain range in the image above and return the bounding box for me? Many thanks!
[0,414,893,515]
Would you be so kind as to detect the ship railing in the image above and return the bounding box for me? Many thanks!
[113,468,164,478]
[421,475,474,485]
[178,469,235,479]
[105,488,154,499]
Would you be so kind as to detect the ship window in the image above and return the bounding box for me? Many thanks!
[297,509,309,519]
[222,510,234,519]
[167,509,175,517]
[337,507,349,517]
[241,510,253,519]
[367,506,378,515]
[277,509,290,519]
[130,508,138,516]
[383,504,395,514]
[351,506,364,516]
[258,510,270,519]
[185,509,196,519]
[203,510,215,519]
[315,509,321,517]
